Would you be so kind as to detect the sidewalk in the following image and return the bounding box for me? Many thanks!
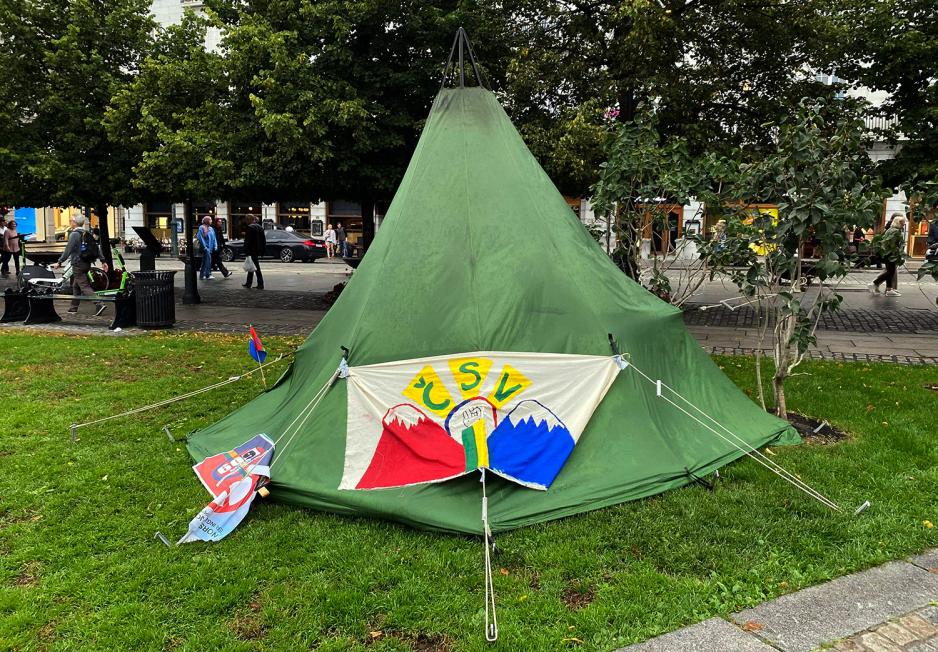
[2,263,936,363]
[620,550,938,652]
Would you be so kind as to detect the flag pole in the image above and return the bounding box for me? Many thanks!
[251,324,268,389]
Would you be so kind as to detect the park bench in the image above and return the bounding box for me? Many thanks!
[3,286,136,330]
[19,289,136,329]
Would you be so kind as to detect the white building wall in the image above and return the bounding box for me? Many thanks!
[150,0,222,51]
[126,204,145,237]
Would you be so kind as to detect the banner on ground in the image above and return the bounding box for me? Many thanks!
[340,352,620,491]
[179,434,274,544]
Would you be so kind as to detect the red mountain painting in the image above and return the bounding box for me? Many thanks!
[356,404,467,489]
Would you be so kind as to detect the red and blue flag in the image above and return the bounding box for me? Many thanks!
[248,326,267,363]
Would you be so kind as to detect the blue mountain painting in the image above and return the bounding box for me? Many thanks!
[486,400,575,489]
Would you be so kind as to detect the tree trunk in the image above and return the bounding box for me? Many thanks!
[773,374,787,420]
[360,198,375,254]
[772,308,795,420]
[94,202,113,272]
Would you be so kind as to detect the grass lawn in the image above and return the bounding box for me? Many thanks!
[1,331,936,651]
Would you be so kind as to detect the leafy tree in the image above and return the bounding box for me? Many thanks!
[498,0,842,195]
[835,0,937,188]
[697,100,886,418]
[192,0,510,246]
[106,14,232,203]
[591,108,745,301]
[0,0,154,263]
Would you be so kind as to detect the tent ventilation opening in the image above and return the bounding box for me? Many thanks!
[440,27,490,91]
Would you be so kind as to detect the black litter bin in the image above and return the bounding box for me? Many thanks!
[133,270,177,329]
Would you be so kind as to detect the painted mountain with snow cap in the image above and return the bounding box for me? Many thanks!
[356,404,466,489]
[486,400,575,490]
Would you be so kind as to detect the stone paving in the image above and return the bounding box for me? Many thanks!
[831,607,938,651]
[619,550,938,652]
[683,304,938,334]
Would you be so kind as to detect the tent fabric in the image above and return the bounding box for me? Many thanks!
[187,87,799,535]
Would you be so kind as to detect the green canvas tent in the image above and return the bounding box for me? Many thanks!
[187,83,802,536]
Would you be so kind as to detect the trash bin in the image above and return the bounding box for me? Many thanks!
[132,270,177,329]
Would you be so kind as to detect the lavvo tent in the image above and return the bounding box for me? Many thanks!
[186,30,835,639]
[188,56,816,535]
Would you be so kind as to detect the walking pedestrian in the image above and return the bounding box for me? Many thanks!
[336,222,348,257]
[3,220,21,278]
[324,223,336,258]
[242,215,266,289]
[55,215,106,315]
[0,215,9,276]
[211,217,232,278]
[197,216,217,280]
[869,214,907,297]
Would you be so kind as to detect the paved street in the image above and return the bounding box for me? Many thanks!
[3,258,937,362]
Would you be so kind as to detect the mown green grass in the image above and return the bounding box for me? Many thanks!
[1,332,936,651]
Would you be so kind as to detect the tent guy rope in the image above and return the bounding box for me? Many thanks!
[268,361,346,471]
[69,353,292,438]
[615,354,843,512]
[480,468,498,642]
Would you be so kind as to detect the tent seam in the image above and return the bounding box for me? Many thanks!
[463,89,485,349]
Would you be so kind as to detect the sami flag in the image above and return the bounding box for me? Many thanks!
[248,326,267,363]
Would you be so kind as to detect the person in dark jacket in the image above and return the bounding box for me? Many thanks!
[211,217,231,278]
[928,218,938,247]
[242,215,266,289]
[336,222,348,257]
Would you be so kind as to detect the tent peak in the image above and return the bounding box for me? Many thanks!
[440,27,489,91]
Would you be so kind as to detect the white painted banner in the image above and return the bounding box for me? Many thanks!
[340,352,620,491]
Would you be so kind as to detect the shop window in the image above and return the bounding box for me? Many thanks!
[144,202,173,244]
[278,201,312,233]
[230,202,262,240]
[193,200,217,227]
[327,200,363,247]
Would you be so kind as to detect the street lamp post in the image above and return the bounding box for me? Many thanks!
[182,199,201,305]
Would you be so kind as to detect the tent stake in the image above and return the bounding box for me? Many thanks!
[163,426,174,442]
[854,500,871,516]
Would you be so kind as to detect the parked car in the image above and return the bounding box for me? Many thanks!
[222,229,327,263]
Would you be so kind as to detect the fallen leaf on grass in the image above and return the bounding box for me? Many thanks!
[561,637,583,644]
[924,520,934,529]
[101,475,108,481]
[742,621,764,633]
[369,631,383,640]
[499,568,509,576]
[866,404,875,412]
